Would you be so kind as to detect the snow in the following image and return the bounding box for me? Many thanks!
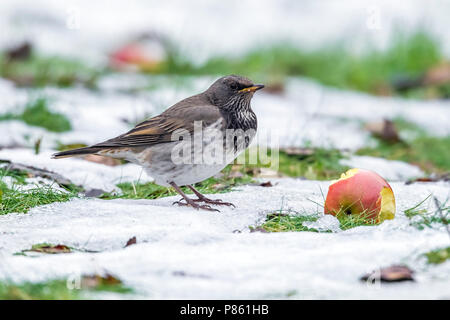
[1,173,67,193]
[0,148,152,192]
[0,179,449,299]
[340,155,423,181]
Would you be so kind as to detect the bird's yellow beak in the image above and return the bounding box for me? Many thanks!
[239,84,265,93]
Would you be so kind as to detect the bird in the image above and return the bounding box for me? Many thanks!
[52,75,264,211]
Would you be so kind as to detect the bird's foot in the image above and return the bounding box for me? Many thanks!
[175,196,235,208]
[194,197,236,207]
[172,199,220,212]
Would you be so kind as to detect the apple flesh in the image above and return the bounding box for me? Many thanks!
[324,168,395,222]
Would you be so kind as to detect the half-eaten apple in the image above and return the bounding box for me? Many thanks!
[324,168,396,223]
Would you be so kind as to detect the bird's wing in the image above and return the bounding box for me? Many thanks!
[92,98,223,149]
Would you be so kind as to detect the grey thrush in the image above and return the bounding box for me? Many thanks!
[52,75,264,211]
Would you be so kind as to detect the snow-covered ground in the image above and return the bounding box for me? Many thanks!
[0,179,449,299]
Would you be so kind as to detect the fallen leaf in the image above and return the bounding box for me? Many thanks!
[81,273,122,289]
[259,181,273,187]
[405,173,450,185]
[424,62,450,86]
[125,236,137,247]
[5,42,32,61]
[360,265,414,283]
[27,244,71,254]
[364,119,401,143]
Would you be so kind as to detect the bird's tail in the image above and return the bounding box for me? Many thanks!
[52,146,103,159]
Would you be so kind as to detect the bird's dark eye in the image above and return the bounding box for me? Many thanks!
[230,83,238,90]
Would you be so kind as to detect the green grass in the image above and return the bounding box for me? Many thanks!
[404,195,449,230]
[160,31,442,97]
[0,167,76,215]
[0,97,72,132]
[334,209,380,230]
[101,165,254,200]
[357,119,450,173]
[308,195,381,231]
[235,147,349,180]
[277,148,349,180]
[255,212,322,233]
[0,54,101,88]
[0,277,132,300]
[424,247,450,264]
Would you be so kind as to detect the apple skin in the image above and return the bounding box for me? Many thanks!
[324,168,395,222]
[110,43,161,71]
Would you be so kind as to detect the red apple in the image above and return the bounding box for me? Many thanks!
[324,168,395,223]
[110,43,163,72]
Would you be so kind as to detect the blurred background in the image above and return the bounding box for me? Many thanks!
[0,0,450,301]
[0,0,449,180]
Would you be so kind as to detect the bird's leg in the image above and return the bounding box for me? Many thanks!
[187,185,235,207]
[170,182,219,212]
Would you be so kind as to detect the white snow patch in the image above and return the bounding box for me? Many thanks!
[0,179,449,299]
[0,148,152,192]
[303,214,341,233]
[340,155,424,181]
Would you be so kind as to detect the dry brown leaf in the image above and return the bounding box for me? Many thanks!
[424,62,450,86]
[81,273,122,289]
[364,119,401,143]
[6,42,32,61]
[125,236,137,247]
[405,173,450,184]
[361,265,414,283]
[28,244,72,254]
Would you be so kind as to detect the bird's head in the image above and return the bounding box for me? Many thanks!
[206,75,264,110]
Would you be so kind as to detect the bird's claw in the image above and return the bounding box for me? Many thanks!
[175,197,235,208]
[201,199,235,207]
[172,199,220,212]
